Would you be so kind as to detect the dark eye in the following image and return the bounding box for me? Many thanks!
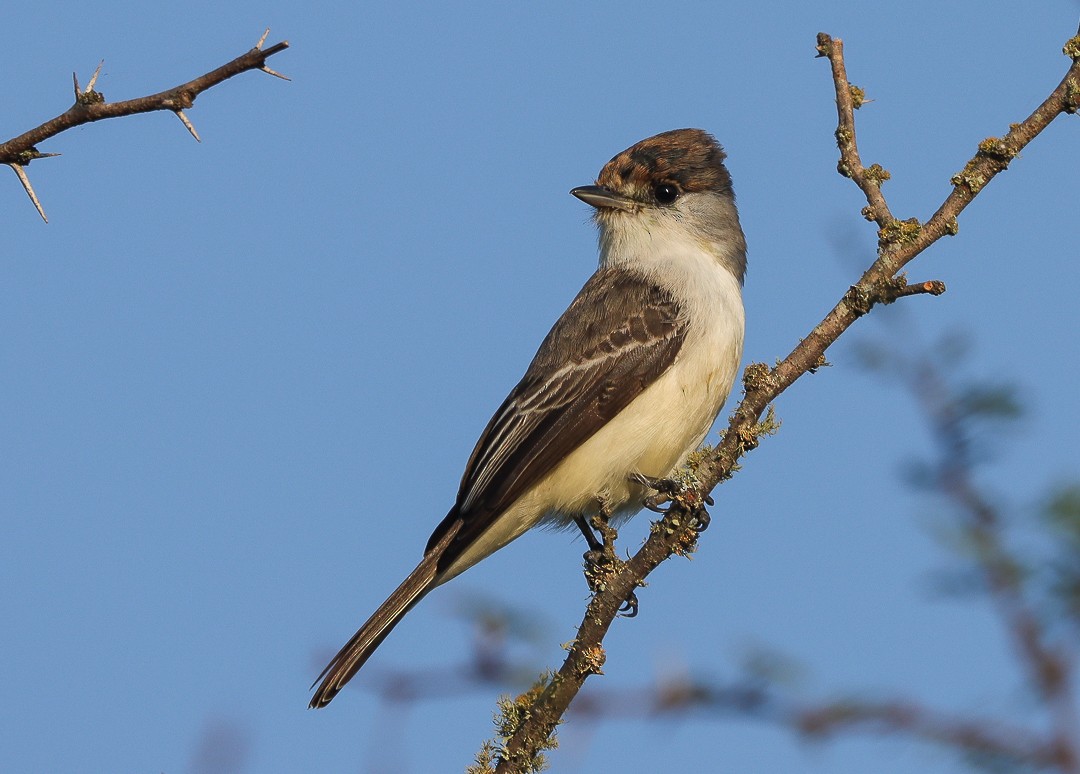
[654,183,680,204]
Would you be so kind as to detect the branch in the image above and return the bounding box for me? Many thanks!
[907,357,1080,772]
[701,27,1080,496]
[488,26,1080,772]
[796,698,1063,769]
[1,29,290,222]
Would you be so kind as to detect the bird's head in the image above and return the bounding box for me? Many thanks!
[572,128,746,284]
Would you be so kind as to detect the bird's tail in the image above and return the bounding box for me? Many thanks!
[309,555,438,708]
[309,519,462,709]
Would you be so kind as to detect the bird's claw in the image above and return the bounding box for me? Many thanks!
[642,495,669,514]
[631,472,686,512]
[583,548,606,570]
[619,591,639,618]
[631,473,714,531]
[630,472,684,497]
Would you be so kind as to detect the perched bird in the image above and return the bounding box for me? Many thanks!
[310,128,746,708]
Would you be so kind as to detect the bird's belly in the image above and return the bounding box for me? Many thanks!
[535,328,741,525]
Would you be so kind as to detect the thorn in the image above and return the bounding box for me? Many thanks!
[86,59,105,92]
[175,110,201,142]
[256,28,270,49]
[260,65,291,81]
[72,71,81,99]
[8,164,48,223]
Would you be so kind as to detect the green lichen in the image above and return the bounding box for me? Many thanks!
[950,160,988,195]
[977,136,1015,161]
[815,32,833,58]
[466,742,498,774]
[485,673,559,773]
[864,163,891,186]
[1062,34,1080,60]
[741,362,775,393]
[878,217,922,248]
[754,405,782,439]
[1065,78,1080,114]
[76,89,105,107]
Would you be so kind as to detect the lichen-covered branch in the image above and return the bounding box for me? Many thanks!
[700,27,1080,503]
[1,29,289,221]
[483,26,1080,773]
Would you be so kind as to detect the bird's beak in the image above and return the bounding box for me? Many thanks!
[570,185,637,212]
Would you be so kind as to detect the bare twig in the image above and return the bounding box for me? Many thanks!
[815,33,896,228]
[490,27,1080,772]
[1,30,289,220]
[884,279,947,301]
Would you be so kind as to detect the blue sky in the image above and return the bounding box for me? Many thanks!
[3,2,1079,772]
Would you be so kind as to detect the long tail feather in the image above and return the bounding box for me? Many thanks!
[309,520,461,708]
[309,557,437,708]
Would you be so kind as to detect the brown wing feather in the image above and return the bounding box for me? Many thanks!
[426,267,686,570]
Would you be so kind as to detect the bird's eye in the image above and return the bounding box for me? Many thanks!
[654,183,680,204]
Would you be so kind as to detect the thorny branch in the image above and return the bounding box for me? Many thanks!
[487,26,1080,773]
[1,29,289,222]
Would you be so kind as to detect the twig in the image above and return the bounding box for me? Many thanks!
[490,27,1080,772]
[885,279,947,301]
[815,33,895,228]
[0,29,289,220]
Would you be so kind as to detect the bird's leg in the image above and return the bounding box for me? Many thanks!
[573,514,604,554]
[578,503,616,571]
[580,504,640,618]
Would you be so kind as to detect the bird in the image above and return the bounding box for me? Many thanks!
[310,128,746,708]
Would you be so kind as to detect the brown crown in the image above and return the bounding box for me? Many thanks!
[595,128,732,197]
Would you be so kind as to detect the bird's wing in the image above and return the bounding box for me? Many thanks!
[426,266,687,570]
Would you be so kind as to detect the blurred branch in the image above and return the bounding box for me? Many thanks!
[795,698,1060,770]
[749,333,1080,771]
[488,25,1080,772]
[1,29,289,222]
[572,675,1059,770]
[907,355,1080,772]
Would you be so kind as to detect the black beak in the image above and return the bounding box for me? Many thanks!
[570,185,637,212]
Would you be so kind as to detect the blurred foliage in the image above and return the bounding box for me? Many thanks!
[1042,484,1080,626]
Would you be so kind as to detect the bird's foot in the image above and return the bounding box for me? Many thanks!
[577,506,646,617]
[631,473,713,531]
[631,472,683,510]
[583,549,641,618]
[618,590,639,618]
